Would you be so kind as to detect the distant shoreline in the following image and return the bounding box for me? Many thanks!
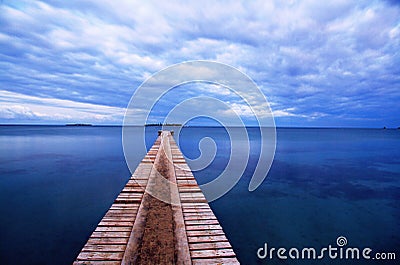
[65,123,93,127]
[0,124,399,130]
[144,123,182,127]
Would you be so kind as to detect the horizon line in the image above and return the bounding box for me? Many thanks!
[0,123,398,130]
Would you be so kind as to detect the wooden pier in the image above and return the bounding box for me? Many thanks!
[74,131,239,264]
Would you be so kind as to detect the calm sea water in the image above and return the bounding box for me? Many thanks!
[0,126,399,264]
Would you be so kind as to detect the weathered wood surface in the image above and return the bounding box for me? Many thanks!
[74,131,239,264]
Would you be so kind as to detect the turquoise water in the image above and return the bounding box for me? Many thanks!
[0,126,399,264]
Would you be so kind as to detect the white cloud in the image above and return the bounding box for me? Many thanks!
[0,90,126,123]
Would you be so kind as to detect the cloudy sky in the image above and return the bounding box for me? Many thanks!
[0,0,399,127]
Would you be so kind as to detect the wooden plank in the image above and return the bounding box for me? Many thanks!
[176,178,197,182]
[185,224,222,231]
[87,237,129,245]
[181,202,210,207]
[182,208,212,213]
[190,248,236,258]
[121,191,152,264]
[186,229,225,237]
[116,195,142,200]
[183,211,215,216]
[183,215,217,221]
[95,226,132,232]
[116,197,142,201]
[73,260,121,265]
[189,242,233,250]
[110,204,140,209]
[119,187,144,193]
[126,180,147,186]
[114,198,142,203]
[91,231,131,238]
[104,213,137,218]
[103,212,137,216]
[116,194,143,198]
[129,174,150,179]
[180,195,206,198]
[82,244,126,252]
[183,206,212,210]
[167,134,192,265]
[185,219,220,225]
[101,217,136,222]
[180,194,206,199]
[178,184,200,188]
[109,206,139,210]
[124,183,144,188]
[120,188,144,193]
[124,182,145,186]
[106,209,138,214]
[183,209,213,214]
[181,199,208,204]
[180,191,204,194]
[112,201,141,205]
[182,208,212,212]
[131,171,152,176]
[109,203,140,207]
[103,213,137,218]
[121,188,144,193]
[183,214,216,219]
[180,199,208,203]
[132,170,152,175]
[179,188,202,193]
[183,212,215,216]
[76,251,124,261]
[187,235,229,243]
[177,180,198,185]
[98,221,134,227]
[192,257,239,265]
